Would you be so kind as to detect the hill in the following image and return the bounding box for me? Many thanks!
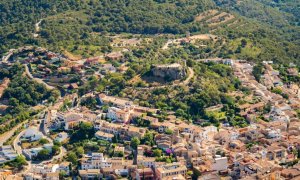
[0,0,299,64]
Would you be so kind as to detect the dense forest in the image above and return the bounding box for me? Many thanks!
[0,0,299,64]
[0,63,59,111]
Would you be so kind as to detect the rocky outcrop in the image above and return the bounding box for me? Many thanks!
[151,63,186,81]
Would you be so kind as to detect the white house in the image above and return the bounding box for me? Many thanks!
[63,112,84,130]
[54,132,68,142]
[155,162,187,179]
[222,59,234,66]
[81,153,112,170]
[31,164,59,174]
[115,168,129,176]
[22,128,43,142]
[211,155,228,171]
[95,131,114,142]
[266,129,281,140]
[22,144,53,160]
[202,125,218,141]
[43,144,54,152]
[106,107,131,123]
[230,131,240,141]
[93,120,102,130]
[23,147,43,160]
[137,156,156,168]
[0,145,18,163]
[158,122,175,133]
[56,162,71,175]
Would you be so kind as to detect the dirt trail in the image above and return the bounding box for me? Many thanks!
[35,20,42,32]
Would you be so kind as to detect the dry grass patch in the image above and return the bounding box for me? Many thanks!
[206,13,235,27]
[63,50,82,61]
[128,75,143,84]
[189,34,218,42]
[227,20,240,27]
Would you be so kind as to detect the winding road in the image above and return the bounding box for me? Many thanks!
[1,48,56,91]
[13,122,67,174]
[1,49,16,63]
[24,64,55,90]
[182,67,194,85]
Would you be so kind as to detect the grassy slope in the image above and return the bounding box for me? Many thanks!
[0,0,299,63]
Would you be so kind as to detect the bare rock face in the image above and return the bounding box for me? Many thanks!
[151,63,186,81]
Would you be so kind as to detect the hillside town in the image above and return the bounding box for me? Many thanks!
[0,45,299,180]
[1,0,300,178]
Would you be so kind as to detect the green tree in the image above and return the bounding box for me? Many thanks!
[241,39,247,47]
[165,158,172,163]
[80,96,97,109]
[8,155,27,169]
[50,89,61,100]
[142,132,154,146]
[70,122,95,142]
[76,146,84,157]
[130,137,140,150]
[59,171,67,179]
[253,64,264,82]
[112,134,120,143]
[67,152,78,165]
[36,149,51,160]
[52,145,60,155]
[124,68,136,79]
[153,149,162,157]
[39,138,49,145]
[187,170,193,176]
[165,128,173,135]
[54,141,62,147]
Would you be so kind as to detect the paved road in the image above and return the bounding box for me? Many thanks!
[14,125,67,174]
[13,129,26,155]
[44,146,67,163]
[0,122,25,146]
[24,64,55,90]
[19,145,66,175]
